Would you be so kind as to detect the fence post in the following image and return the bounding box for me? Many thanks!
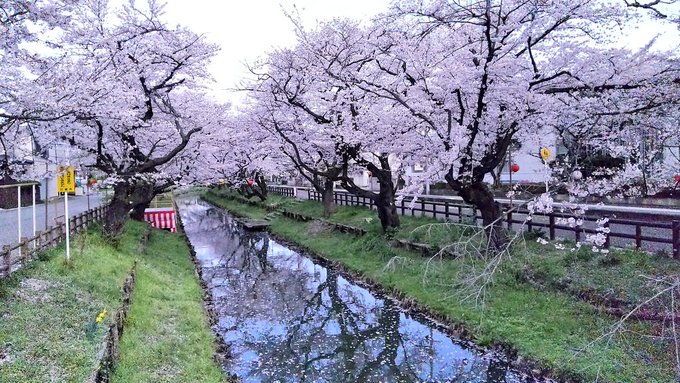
[20,236,29,264]
[57,223,64,242]
[507,211,513,231]
[37,230,44,250]
[603,219,610,250]
[673,220,680,260]
[2,245,11,277]
[549,214,555,240]
[635,225,642,250]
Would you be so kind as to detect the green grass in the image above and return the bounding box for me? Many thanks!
[0,223,141,382]
[203,189,678,383]
[0,221,225,383]
[112,228,225,383]
[205,189,472,249]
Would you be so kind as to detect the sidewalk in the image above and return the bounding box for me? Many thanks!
[0,194,103,247]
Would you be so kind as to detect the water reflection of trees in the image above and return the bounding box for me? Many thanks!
[180,199,521,383]
[248,271,513,383]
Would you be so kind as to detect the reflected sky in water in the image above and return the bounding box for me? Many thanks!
[178,198,542,383]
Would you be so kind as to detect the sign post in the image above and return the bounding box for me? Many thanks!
[17,186,21,243]
[57,165,75,262]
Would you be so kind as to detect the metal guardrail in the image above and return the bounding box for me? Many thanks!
[0,181,40,189]
[268,185,680,260]
[0,205,109,278]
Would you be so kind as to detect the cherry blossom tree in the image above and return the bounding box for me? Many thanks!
[340,0,680,248]
[30,0,226,237]
[245,19,424,230]
[0,0,76,178]
[242,30,364,217]
[242,106,336,203]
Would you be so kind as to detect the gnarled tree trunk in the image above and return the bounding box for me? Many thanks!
[373,171,400,232]
[320,178,336,217]
[340,154,400,233]
[103,181,155,239]
[459,182,508,251]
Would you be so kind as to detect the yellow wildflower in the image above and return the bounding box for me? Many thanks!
[95,308,107,324]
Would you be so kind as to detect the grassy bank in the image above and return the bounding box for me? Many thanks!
[203,189,678,383]
[0,221,224,383]
[112,226,225,382]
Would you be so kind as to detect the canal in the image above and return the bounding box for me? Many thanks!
[178,197,544,383]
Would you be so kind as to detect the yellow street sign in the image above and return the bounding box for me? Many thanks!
[57,165,75,193]
[540,147,551,161]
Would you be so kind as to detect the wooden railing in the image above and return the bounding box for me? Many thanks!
[1,205,109,279]
[268,186,680,260]
[268,186,296,198]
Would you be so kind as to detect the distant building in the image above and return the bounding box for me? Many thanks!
[0,127,88,201]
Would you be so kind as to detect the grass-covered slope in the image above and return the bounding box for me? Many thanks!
[0,221,225,383]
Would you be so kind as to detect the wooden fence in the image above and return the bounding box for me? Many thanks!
[269,186,296,198]
[1,205,109,279]
[268,186,680,260]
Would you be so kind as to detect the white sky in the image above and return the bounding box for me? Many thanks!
[161,1,391,103]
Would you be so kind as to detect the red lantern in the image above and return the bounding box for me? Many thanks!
[247,179,254,186]
[674,175,680,184]
[511,164,520,173]
[89,178,96,185]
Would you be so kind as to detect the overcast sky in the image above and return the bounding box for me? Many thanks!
[159,1,678,105]
[161,0,391,103]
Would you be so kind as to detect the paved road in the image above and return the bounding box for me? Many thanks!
[0,194,103,247]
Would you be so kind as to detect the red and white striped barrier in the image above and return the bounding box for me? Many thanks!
[144,208,176,233]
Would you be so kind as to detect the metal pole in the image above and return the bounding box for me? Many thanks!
[54,150,59,223]
[17,186,21,243]
[45,161,49,230]
[508,147,513,206]
[65,192,70,262]
[32,184,36,246]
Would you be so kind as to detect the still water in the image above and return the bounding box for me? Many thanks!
[178,198,542,383]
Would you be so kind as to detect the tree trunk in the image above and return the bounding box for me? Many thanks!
[254,174,268,201]
[103,183,132,240]
[103,181,154,239]
[130,199,152,221]
[321,178,336,217]
[375,201,400,232]
[128,183,154,221]
[459,182,508,252]
[239,174,268,202]
[374,171,400,233]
